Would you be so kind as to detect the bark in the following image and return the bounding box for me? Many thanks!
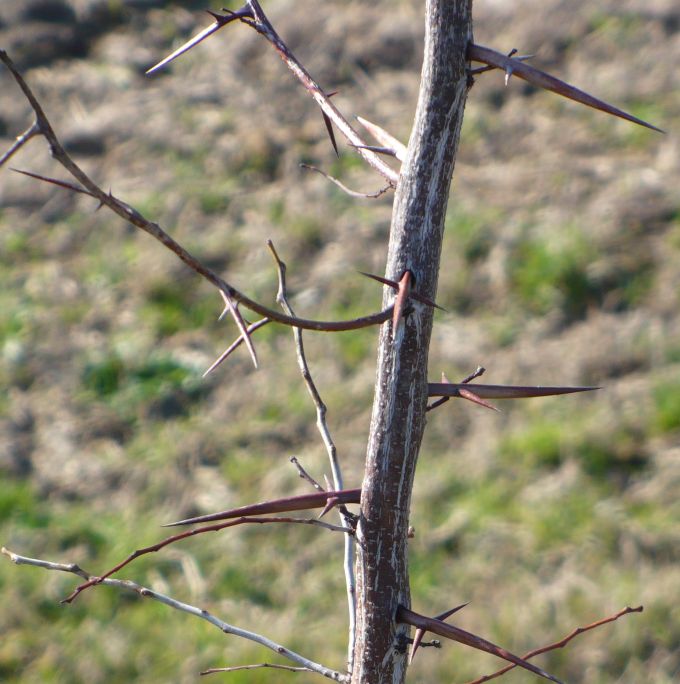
[351,2,473,683]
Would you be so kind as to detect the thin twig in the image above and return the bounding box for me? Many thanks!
[201,663,312,676]
[464,606,643,684]
[0,122,40,166]
[267,240,357,673]
[300,164,391,199]
[60,516,349,603]
[1,547,347,682]
[0,50,394,335]
[290,456,325,492]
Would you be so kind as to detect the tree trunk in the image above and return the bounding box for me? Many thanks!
[351,2,473,683]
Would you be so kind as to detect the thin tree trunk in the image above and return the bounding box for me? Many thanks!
[352,2,473,683]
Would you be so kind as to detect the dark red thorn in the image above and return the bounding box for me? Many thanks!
[359,271,445,311]
[392,270,412,332]
[322,111,339,157]
[319,496,340,518]
[11,168,91,196]
[163,488,361,527]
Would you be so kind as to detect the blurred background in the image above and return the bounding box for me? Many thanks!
[1,1,678,682]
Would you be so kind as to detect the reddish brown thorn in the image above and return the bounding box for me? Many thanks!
[318,496,340,518]
[458,387,501,413]
[163,488,361,527]
[392,270,412,332]
[467,43,664,133]
[410,602,469,663]
[359,271,445,311]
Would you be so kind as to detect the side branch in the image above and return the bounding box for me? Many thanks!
[0,50,393,335]
[62,516,350,603]
[464,606,643,684]
[2,548,347,682]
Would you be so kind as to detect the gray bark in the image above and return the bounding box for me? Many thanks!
[351,2,473,683]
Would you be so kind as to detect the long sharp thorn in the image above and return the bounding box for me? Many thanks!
[163,488,362,527]
[220,291,258,369]
[11,168,93,196]
[428,383,600,399]
[351,144,398,158]
[436,602,470,621]
[467,43,664,133]
[146,8,253,76]
[322,111,339,157]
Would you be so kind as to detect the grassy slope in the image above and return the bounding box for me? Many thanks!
[1,1,679,682]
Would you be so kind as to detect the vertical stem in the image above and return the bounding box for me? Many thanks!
[351,2,473,683]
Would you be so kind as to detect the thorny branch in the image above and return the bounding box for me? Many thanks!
[146,1,400,185]
[0,50,395,352]
[267,240,357,671]
[397,605,563,684]
[1,548,347,682]
[464,606,644,684]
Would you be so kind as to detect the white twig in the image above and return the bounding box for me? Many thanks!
[201,663,311,676]
[1,547,348,682]
[267,241,357,673]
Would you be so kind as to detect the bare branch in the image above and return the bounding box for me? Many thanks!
[0,122,40,167]
[468,43,664,133]
[397,605,564,684]
[290,456,325,492]
[2,548,347,682]
[464,606,644,684]
[267,238,357,670]
[0,50,394,335]
[62,515,349,603]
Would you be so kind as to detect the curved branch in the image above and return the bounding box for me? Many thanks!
[0,50,393,334]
